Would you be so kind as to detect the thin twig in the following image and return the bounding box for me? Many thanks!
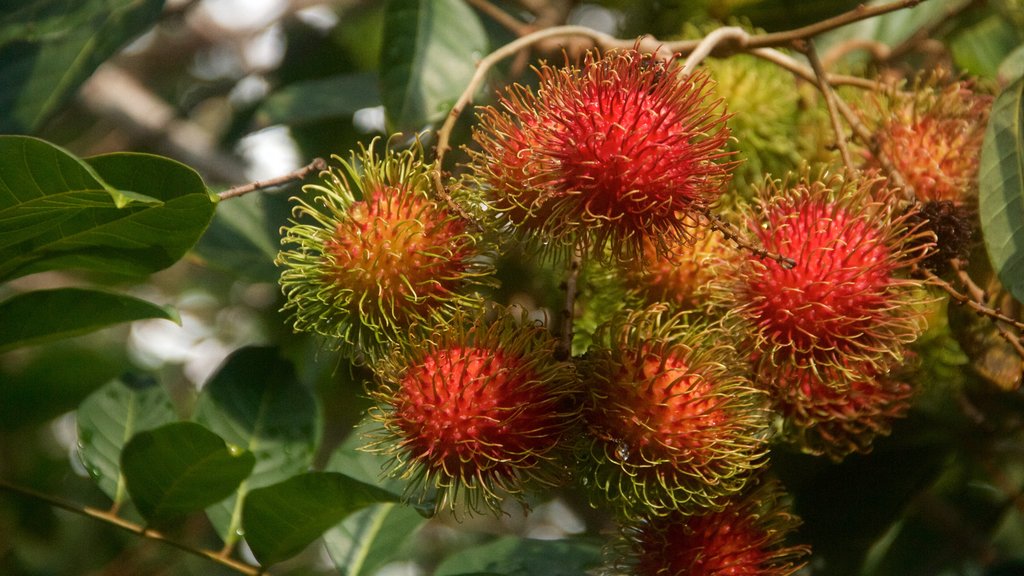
[799,39,855,172]
[556,246,583,361]
[949,260,1024,359]
[680,26,748,76]
[704,210,796,270]
[219,157,327,201]
[917,264,1024,333]
[0,478,261,575]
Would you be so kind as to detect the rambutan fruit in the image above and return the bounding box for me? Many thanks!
[277,141,492,360]
[728,173,932,379]
[367,309,580,514]
[578,307,769,518]
[766,362,914,460]
[862,74,991,204]
[622,230,729,311]
[469,47,733,262]
[617,479,808,576]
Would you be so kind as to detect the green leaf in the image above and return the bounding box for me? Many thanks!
[242,471,399,566]
[999,44,1024,91]
[433,536,602,576]
[121,421,255,527]
[817,0,972,65]
[980,77,1024,306]
[951,15,1021,79]
[0,288,178,353]
[0,137,217,280]
[323,503,426,576]
[379,0,487,132]
[0,0,165,133]
[257,72,381,127]
[76,374,177,506]
[194,190,285,281]
[194,346,320,547]
[0,342,123,431]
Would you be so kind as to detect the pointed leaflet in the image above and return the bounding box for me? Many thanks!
[77,374,177,506]
[0,0,165,132]
[379,0,487,132]
[0,138,217,280]
[194,346,320,546]
[980,77,1024,305]
[243,472,399,566]
[121,421,255,527]
[0,288,178,353]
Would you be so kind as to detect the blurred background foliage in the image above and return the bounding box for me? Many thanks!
[1,0,1024,575]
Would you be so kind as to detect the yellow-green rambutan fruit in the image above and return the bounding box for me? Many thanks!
[277,141,493,360]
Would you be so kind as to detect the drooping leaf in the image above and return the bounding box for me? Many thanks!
[0,288,178,353]
[121,422,255,527]
[0,137,217,280]
[379,0,487,132]
[194,346,320,546]
[998,44,1024,86]
[77,374,177,506]
[257,72,381,127]
[0,0,165,133]
[242,472,399,567]
[323,503,426,576]
[433,536,603,576]
[979,77,1024,306]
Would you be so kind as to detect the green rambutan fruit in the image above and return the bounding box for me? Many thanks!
[276,141,493,360]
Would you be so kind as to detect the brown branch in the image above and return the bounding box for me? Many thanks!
[680,26,748,76]
[218,157,327,201]
[704,210,796,270]
[916,265,1024,362]
[0,478,261,575]
[949,261,1024,359]
[556,246,583,361]
[798,39,855,172]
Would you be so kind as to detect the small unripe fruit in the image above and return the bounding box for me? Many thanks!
[277,142,492,360]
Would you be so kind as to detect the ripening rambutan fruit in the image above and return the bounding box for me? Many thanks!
[277,141,492,360]
[766,362,914,460]
[579,307,769,518]
[863,74,991,204]
[617,479,808,576]
[469,47,733,262]
[367,309,579,514]
[622,230,729,311]
[728,173,932,379]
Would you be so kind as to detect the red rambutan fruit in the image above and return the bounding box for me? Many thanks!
[277,141,492,360]
[729,173,932,379]
[469,47,733,261]
[864,75,991,204]
[619,479,808,576]
[579,307,769,517]
[368,309,580,514]
[767,362,914,460]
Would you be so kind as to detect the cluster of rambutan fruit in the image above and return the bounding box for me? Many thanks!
[277,45,990,575]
